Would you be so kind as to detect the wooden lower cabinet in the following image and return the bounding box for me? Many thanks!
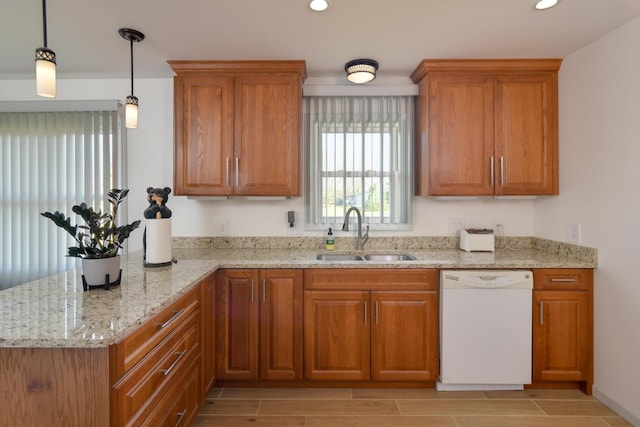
[216,268,303,380]
[532,269,593,394]
[304,290,371,380]
[371,291,438,381]
[303,269,439,382]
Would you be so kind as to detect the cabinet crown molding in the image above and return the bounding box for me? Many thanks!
[168,60,307,81]
[410,58,562,84]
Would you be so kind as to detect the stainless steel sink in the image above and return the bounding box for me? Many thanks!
[363,253,417,261]
[316,254,364,261]
[316,253,416,261]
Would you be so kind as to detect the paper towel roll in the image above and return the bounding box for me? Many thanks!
[145,218,172,265]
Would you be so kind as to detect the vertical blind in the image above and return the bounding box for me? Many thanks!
[305,96,413,229]
[0,108,125,289]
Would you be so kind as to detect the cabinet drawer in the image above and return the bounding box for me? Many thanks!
[111,286,200,379]
[141,357,201,427]
[304,269,438,291]
[533,269,593,291]
[112,309,201,427]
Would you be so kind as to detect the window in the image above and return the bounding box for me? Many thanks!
[0,102,125,289]
[305,96,413,230]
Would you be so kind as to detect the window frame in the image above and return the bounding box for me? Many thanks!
[304,96,413,231]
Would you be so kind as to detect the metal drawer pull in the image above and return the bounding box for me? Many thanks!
[235,157,239,186]
[375,301,379,325]
[551,278,577,282]
[161,349,188,376]
[174,409,187,427]
[160,309,185,329]
[490,156,495,186]
[364,301,368,325]
[539,301,544,325]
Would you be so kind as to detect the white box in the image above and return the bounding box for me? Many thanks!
[459,228,495,252]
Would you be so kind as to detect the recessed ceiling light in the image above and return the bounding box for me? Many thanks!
[535,0,558,10]
[310,0,329,12]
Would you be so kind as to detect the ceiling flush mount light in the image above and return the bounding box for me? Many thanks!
[345,59,379,84]
[535,0,559,10]
[35,0,56,98]
[119,28,145,129]
[309,0,329,11]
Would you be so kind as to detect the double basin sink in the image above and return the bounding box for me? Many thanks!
[317,253,416,262]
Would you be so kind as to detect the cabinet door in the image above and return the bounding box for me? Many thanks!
[371,291,439,381]
[259,269,303,380]
[174,75,234,196]
[495,73,558,195]
[426,73,495,196]
[304,290,370,380]
[533,290,590,382]
[216,269,259,380]
[234,74,301,196]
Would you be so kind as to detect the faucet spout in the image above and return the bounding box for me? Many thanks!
[342,207,368,251]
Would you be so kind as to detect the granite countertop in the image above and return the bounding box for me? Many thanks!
[0,236,597,349]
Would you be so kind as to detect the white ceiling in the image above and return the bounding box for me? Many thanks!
[2,0,640,81]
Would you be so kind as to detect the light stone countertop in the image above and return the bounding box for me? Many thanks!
[0,236,597,349]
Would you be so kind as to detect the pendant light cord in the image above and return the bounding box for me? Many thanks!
[129,39,134,96]
[42,0,48,47]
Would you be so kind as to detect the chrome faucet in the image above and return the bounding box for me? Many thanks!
[342,207,369,251]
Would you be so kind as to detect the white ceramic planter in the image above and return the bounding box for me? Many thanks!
[81,256,121,288]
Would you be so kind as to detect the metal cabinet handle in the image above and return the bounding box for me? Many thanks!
[500,156,505,186]
[161,349,188,376]
[539,301,544,325]
[250,279,254,303]
[174,409,187,427]
[375,301,379,325]
[225,157,230,186]
[551,278,577,282]
[364,301,368,325]
[159,309,184,329]
[235,157,239,186]
[262,278,266,302]
[490,156,495,186]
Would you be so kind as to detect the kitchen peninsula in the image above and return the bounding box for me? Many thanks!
[0,236,596,427]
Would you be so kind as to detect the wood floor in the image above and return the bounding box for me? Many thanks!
[193,387,632,426]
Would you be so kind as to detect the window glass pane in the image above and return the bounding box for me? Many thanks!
[305,96,412,229]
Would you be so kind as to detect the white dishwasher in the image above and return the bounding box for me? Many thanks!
[438,270,533,391]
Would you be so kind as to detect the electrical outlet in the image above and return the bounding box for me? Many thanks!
[567,223,581,243]
[448,218,465,236]
[217,219,230,236]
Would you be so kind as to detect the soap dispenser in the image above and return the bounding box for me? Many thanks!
[326,227,335,251]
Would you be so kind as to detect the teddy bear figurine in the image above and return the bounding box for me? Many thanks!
[144,187,172,219]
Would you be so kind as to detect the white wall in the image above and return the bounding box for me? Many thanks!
[0,76,535,254]
[534,16,640,423]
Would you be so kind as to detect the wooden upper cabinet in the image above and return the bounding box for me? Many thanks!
[169,60,307,197]
[172,74,234,196]
[411,59,561,196]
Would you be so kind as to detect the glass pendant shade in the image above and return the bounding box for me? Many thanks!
[125,96,139,129]
[35,48,56,98]
[119,28,145,130]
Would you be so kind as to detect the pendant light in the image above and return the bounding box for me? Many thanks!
[345,59,379,84]
[118,28,145,129]
[35,0,56,98]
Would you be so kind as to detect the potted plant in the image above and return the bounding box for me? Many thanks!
[41,188,141,290]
